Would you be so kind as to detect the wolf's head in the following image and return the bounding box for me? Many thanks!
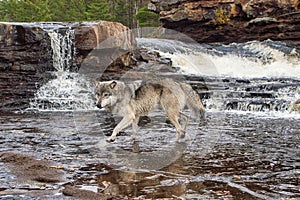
[95,80,125,109]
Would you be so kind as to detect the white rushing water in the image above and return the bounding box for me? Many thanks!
[48,29,75,72]
[29,28,95,112]
[138,38,300,78]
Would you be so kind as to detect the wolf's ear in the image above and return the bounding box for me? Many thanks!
[94,80,102,87]
[110,81,117,89]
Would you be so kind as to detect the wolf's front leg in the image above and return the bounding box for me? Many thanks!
[130,117,139,141]
[107,116,134,142]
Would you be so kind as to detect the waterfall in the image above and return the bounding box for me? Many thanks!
[29,27,95,112]
[48,29,76,72]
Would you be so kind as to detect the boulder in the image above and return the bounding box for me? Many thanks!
[0,23,53,111]
[150,0,300,44]
[75,21,135,61]
[0,23,52,72]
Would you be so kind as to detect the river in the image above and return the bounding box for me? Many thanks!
[0,28,299,199]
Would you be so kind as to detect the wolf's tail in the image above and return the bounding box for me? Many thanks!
[180,83,205,120]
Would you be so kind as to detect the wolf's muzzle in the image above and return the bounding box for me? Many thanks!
[96,103,102,109]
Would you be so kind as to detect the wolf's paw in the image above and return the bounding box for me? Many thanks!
[184,133,191,141]
[106,137,116,143]
[176,132,190,143]
[175,135,184,143]
[180,133,186,139]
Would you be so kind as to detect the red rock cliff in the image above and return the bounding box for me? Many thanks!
[149,0,300,44]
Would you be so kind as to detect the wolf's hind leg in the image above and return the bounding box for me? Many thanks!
[179,112,189,131]
[179,112,190,141]
[168,114,186,142]
[163,105,186,142]
[161,91,186,142]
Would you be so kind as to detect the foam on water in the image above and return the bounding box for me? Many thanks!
[138,38,300,78]
[30,72,95,112]
[206,52,299,78]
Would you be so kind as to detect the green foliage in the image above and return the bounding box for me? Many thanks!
[18,0,52,21]
[114,0,130,26]
[0,0,18,21]
[0,0,51,21]
[135,6,159,27]
[85,0,114,21]
[0,0,74,22]
[0,0,152,28]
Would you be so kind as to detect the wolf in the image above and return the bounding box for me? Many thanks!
[95,78,205,142]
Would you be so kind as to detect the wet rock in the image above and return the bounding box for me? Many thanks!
[77,21,134,49]
[150,0,300,44]
[0,71,45,112]
[247,17,278,26]
[0,152,64,183]
[104,51,138,74]
[87,45,176,81]
[62,185,122,200]
[0,23,53,72]
[0,23,52,111]
[75,21,135,62]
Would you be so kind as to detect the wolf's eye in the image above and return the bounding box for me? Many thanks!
[103,93,110,97]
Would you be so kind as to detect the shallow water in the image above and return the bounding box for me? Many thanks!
[0,105,299,199]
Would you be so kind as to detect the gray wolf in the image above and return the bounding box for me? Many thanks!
[95,78,205,142]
